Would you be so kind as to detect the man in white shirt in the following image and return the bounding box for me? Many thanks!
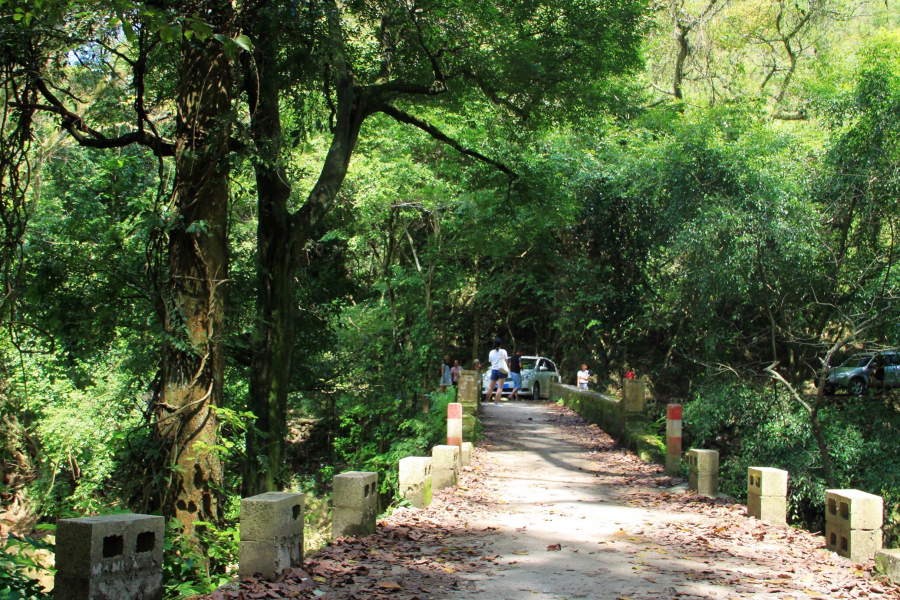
[577,364,590,390]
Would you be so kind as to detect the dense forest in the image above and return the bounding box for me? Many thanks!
[2,0,900,595]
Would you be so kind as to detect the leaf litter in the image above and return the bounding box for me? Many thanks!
[202,404,900,600]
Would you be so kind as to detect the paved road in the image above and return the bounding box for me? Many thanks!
[446,401,884,600]
[458,402,698,600]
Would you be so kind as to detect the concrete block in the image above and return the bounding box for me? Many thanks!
[332,471,378,538]
[55,513,164,600]
[825,489,883,530]
[239,492,305,579]
[240,492,305,541]
[687,449,719,473]
[747,494,787,525]
[687,450,719,497]
[239,538,303,580]
[748,467,788,498]
[623,379,645,413]
[457,371,480,405]
[826,520,882,562]
[399,457,433,509]
[432,445,459,490]
[333,507,376,538]
[876,549,900,583]
[461,442,473,467]
[461,414,478,442]
[333,471,378,510]
[688,469,719,497]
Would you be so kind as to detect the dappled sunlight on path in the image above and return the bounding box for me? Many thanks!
[209,402,900,600]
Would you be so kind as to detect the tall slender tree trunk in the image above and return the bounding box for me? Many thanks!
[245,16,296,497]
[244,0,375,492]
[157,4,234,532]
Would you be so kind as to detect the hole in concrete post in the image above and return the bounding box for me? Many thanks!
[839,501,849,520]
[103,535,124,558]
[830,532,837,546]
[840,536,848,552]
[135,531,155,554]
[748,474,753,487]
[364,484,370,497]
[293,504,302,520]
[828,498,837,516]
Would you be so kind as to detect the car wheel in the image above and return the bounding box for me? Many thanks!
[848,378,867,396]
[533,382,541,400]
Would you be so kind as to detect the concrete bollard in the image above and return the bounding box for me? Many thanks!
[333,471,378,538]
[55,513,164,600]
[623,379,645,415]
[747,467,788,525]
[457,371,480,441]
[399,457,433,508]
[687,449,719,497]
[665,404,682,475]
[447,402,463,450]
[461,442,473,467]
[825,489,883,561]
[876,549,900,583]
[239,492,304,579]
[432,445,460,490]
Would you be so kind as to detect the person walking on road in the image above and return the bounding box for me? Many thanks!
[577,364,590,390]
[485,338,510,406]
[450,360,461,386]
[440,355,452,392]
[509,351,523,400]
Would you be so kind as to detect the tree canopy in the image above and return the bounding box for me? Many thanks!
[3,0,900,595]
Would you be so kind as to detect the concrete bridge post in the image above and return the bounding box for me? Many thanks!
[332,471,378,538]
[825,489,883,561]
[447,402,463,454]
[239,492,305,579]
[665,404,682,475]
[461,442,473,466]
[457,370,480,441]
[54,513,164,600]
[399,457,433,508]
[687,449,719,497]
[747,467,788,525]
[432,445,460,490]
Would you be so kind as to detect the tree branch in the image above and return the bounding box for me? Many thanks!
[17,78,175,157]
[378,104,517,178]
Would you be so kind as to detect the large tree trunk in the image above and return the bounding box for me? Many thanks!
[244,0,373,492]
[156,4,233,532]
[245,17,296,497]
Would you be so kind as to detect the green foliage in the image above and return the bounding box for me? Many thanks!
[685,378,900,544]
[2,0,900,592]
[327,385,455,501]
[162,522,239,599]
[0,535,53,600]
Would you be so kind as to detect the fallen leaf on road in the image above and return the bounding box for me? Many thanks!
[512,550,529,555]
[377,581,402,590]
[547,544,562,551]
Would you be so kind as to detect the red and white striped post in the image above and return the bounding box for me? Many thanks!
[447,403,463,452]
[666,404,682,475]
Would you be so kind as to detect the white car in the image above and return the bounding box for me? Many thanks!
[482,356,561,399]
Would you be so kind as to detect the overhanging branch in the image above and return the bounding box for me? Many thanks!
[378,104,517,179]
[17,77,175,157]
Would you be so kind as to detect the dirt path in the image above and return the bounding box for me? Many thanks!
[217,402,900,600]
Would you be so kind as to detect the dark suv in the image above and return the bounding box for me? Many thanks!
[820,351,900,396]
